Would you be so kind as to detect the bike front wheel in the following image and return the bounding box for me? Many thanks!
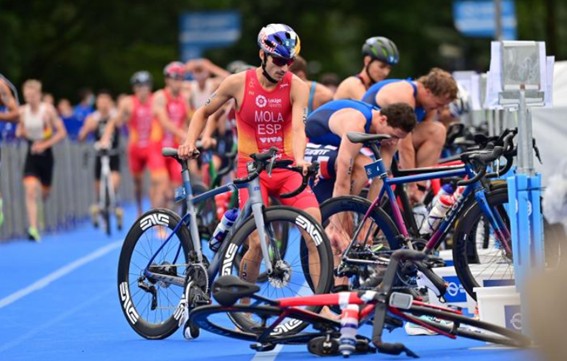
[398,304,531,348]
[220,206,333,334]
[117,208,193,339]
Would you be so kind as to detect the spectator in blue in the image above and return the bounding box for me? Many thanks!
[70,88,95,139]
[58,98,80,140]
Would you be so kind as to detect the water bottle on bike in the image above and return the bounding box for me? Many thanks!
[209,208,239,252]
[419,195,454,235]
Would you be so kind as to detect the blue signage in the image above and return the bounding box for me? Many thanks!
[453,0,517,40]
[179,11,241,61]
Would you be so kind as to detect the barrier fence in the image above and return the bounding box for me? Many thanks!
[0,138,136,242]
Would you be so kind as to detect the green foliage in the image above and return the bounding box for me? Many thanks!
[0,0,564,101]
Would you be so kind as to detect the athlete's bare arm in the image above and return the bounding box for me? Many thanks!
[313,83,334,110]
[290,74,310,171]
[100,96,132,147]
[0,80,19,122]
[179,73,244,158]
[333,76,365,101]
[329,109,367,197]
[375,81,416,108]
[153,90,186,141]
[77,113,98,142]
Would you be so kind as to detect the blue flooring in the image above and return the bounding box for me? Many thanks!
[0,202,543,361]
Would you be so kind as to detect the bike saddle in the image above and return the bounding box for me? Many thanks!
[347,132,391,144]
[212,275,260,307]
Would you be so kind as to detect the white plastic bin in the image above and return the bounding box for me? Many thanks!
[426,266,476,312]
[474,285,521,331]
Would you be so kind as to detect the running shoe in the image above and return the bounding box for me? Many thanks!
[28,227,41,243]
[90,204,99,228]
[115,207,124,231]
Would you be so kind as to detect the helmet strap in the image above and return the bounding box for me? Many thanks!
[364,60,379,87]
[261,53,279,84]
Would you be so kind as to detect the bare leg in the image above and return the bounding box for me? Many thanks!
[24,177,40,230]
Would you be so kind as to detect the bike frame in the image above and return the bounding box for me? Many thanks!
[343,151,511,264]
[143,160,280,289]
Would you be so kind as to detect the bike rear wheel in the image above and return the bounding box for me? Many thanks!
[220,206,333,334]
[117,208,193,339]
[190,304,339,345]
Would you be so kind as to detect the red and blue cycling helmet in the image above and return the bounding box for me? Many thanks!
[257,23,301,60]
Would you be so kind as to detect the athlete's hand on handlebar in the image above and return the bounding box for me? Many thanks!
[177,141,200,160]
[295,159,311,176]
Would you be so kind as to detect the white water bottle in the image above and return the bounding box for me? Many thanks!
[339,304,359,357]
[209,208,239,252]
[419,195,454,235]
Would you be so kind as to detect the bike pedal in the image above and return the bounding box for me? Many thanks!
[250,343,276,352]
[307,336,339,356]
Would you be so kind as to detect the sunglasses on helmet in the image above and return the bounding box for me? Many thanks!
[270,55,294,67]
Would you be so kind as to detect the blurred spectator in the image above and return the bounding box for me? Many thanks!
[319,72,340,94]
[184,58,230,111]
[73,87,95,125]
[42,92,54,105]
[57,98,81,140]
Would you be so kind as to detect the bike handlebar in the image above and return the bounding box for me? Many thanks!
[232,147,319,198]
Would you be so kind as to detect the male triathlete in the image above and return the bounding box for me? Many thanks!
[78,90,124,229]
[361,68,458,203]
[178,23,323,295]
[304,100,416,279]
[153,61,190,204]
[101,71,167,215]
[334,36,399,100]
[17,79,67,241]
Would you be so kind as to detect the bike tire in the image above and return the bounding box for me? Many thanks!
[400,304,531,348]
[117,208,193,339]
[453,187,563,299]
[320,196,402,250]
[102,180,112,236]
[220,206,333,334]
[190,304,339,344]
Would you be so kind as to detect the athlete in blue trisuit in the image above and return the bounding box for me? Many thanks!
[304,99,416,275]
[361,68,458,204]
[0,74,20,228]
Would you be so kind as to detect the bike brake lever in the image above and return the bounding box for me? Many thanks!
[267,155,277,177]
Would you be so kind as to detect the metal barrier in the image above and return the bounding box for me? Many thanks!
[0,138,136,242]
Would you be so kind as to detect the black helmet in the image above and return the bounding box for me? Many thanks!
[130,71,153,86]
[362,36,399,66]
